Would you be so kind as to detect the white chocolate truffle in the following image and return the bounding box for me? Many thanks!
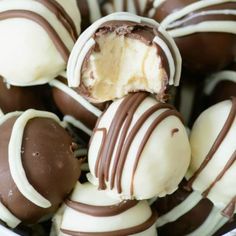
[88,93,191,200]
[67,12,181,103]
[0,0,81,86]
[186,98,236,214]
[51,182,157,236]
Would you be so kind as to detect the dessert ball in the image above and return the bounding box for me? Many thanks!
[51,182,157,236]
[0,0,81,86]
[49,75,106,133]
[0,78,51,113]
[67,12,182,103]
[0,110,81,228]
[149,0,236,75]
[153,98,236,235]
[88,93,191,200]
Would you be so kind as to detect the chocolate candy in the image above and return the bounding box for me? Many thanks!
[51,182,157,236]
[154,98,236,235]
[88,93,191,200]
[149,0,236,75]
[67,12,181,103]
[0,0,81,86]
[49,75,105,133]
[0,78,51,113]
[0,110,80,228]
[204,70,236,106]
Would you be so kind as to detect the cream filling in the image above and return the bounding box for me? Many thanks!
[82,33,167,102]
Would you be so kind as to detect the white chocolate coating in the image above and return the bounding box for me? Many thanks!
[0,0,81,86]
[51,182,157,236]
[187,99,236,211]
[67,12,181,99]
[88,94,191,200]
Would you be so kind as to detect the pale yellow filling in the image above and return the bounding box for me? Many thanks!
[82,32,167,102]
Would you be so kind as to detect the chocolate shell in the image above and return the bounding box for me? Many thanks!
[148,0,236,75]
[0,110,81,228]
[67,12,181,103]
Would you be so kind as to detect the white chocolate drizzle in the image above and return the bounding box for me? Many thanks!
[67,12,181,89]
[156,191,229,236]
[0,108,4,117]
[204,70,236,95]
[159,0,236,37]
[63,115,93,136]
[0,202,21,228]
[156,191,202,227]
[49,78,102,117]
[8,109,61,208]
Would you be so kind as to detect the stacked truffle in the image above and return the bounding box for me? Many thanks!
[0,0,235,236]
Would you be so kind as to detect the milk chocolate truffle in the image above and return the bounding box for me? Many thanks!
[49,75,106,134]
[0,110,81,228]
[0,78,50,113]
[67,12,182,103]
[154,98,236,236]
[204,70,236,106]
[88,93,191,200]
[0,0,81,86]
[148,0,236,75]
[51,182,158,236]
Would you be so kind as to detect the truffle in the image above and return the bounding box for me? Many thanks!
[0,78,51,113]
[88,92,191,200]
[0,110,81,228]
[49,75,106,134]
[51,182,157,236]
[148,0,236,74]
[67,12,182,103]
[0,0,81,86]
[153,98,236,236]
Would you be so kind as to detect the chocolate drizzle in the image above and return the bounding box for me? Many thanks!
[222,196,236,218]
[60,208,157,236]
[202,150,236,198]
[94,93,183,195]
[65,199,138,217]
[186,97,236,191]
[0,10,70,61]
[35,0,78,41]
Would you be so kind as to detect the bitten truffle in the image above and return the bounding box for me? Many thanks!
[0,110,81,228]
[67,12,181,103]
[148,0,236,75]
[88,93,191,200]
[0,0,81,86]
[51,182,157,236]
